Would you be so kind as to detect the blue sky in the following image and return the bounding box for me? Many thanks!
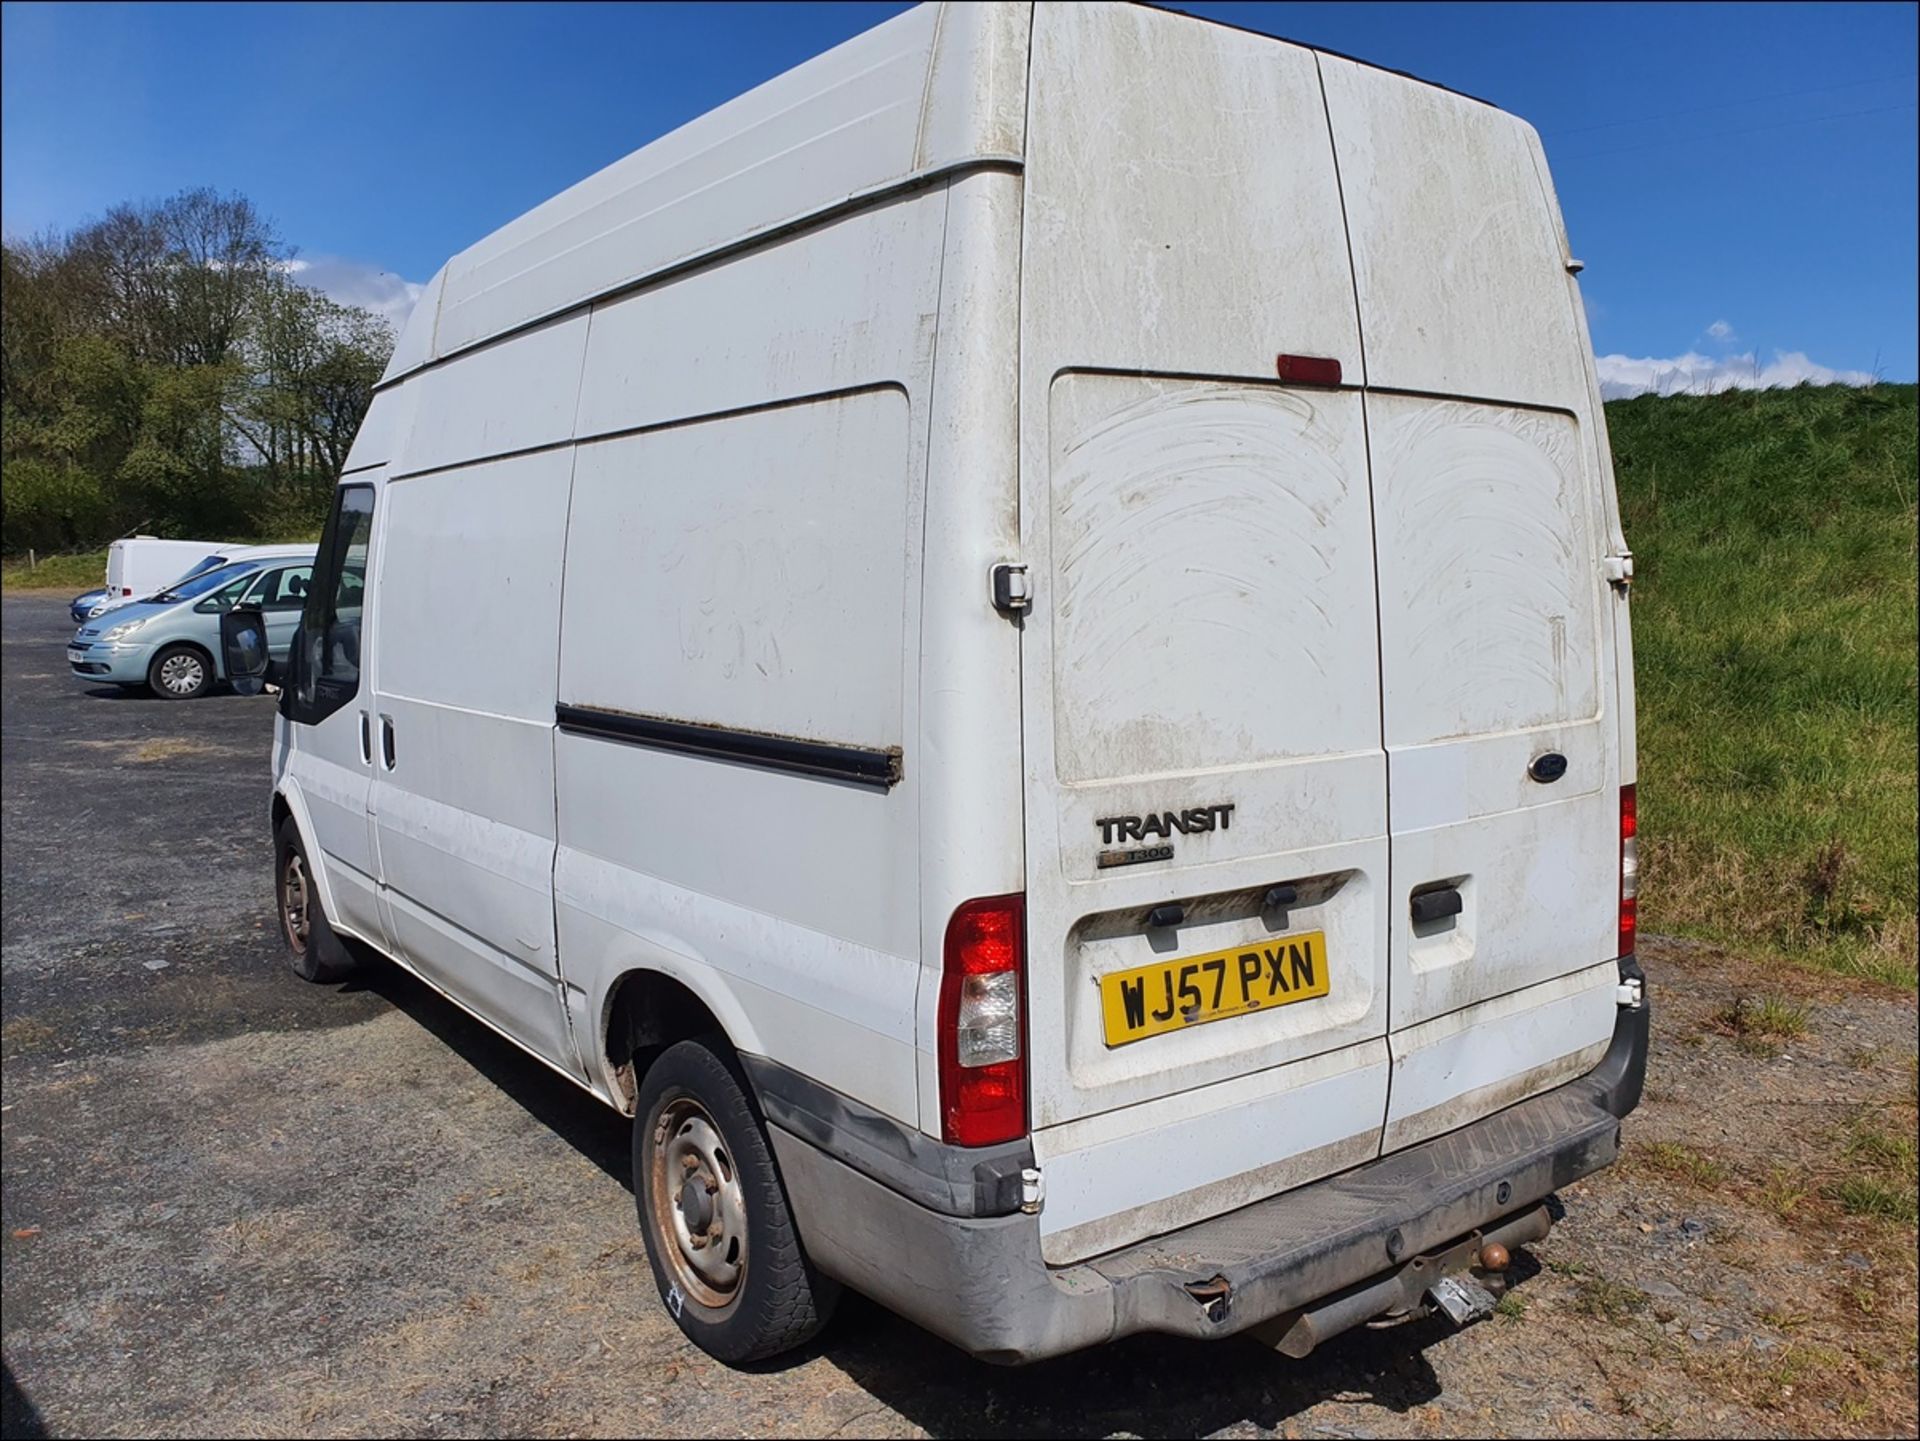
[4,1,1915,391]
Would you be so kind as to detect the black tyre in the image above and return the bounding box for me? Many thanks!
[634,1037,839,1363]
[147,643,213,700]
[274,817,357,983]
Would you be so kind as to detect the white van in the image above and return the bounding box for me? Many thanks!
[240,1,1647,1366]
[103,536,225,605]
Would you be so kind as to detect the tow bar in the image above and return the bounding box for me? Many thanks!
[1252,1204,1553,1358]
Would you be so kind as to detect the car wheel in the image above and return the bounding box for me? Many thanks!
[634,1038,839,1363]
[274,817,357,983]
[147,644,212,700]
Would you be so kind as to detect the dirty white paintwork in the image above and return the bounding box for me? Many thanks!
[382,2,1028,377]
[279,0,1636,1275]
[371,449,577,1073]
[1319,54,1592,411]
[562,391,912,746]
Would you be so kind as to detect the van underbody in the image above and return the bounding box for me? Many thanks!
[280,0,1645,1364]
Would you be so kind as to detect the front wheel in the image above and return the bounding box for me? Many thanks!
[274,817,357,983]
[634,1038,838,1363]
[147,644,213,700]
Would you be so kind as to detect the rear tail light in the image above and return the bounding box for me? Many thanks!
[121,587,132,596]
[1618,784,1638,956]
[938,893,1027,1147]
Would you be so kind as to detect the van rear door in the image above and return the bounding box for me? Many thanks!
[1016,4,1391,1266]
[1318,56,1625,1151]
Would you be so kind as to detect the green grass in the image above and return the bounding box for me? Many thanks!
[0,548,111,590]
[1610,382,1918,987]
[1718,993,1812,1041]
[1834,1113,1920,1224]
[1574,1275,1650,1322]
[2,528,325,592]
[1641,1139,1732,1187]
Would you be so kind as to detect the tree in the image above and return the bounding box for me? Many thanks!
[2,187,395,552]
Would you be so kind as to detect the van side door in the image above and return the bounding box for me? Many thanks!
[281,483,389,951]
[363,454,580,1078]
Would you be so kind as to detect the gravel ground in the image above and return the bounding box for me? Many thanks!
[3,589,1915,1440]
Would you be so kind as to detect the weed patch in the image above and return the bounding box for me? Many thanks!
[1575,1275,1649,1322]
[1640,1140,1732,1188]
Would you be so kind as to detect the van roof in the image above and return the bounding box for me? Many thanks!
[382,1,1509,389]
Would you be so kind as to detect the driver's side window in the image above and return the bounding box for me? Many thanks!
[290,486,375,725]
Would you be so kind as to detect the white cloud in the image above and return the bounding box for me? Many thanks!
[1705,319,1736,342]
[1595,348,1874,400]
[283,255,425,332]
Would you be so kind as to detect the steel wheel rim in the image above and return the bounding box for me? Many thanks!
[159,653,203,695]
[648,1095,748,1310]
[281,852,310,956]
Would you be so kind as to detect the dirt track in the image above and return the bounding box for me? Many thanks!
[3,590,1916,1440]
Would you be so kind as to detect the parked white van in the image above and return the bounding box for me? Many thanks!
[103,536,224,606]
[88,542,319,619]
[235,0,1647,1366]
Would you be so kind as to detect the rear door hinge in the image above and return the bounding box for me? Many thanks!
[990,562,1031,616]
[1602,552,1634,589]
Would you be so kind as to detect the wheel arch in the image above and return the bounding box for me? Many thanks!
[597,961,764,1116]
[270,782,347,934]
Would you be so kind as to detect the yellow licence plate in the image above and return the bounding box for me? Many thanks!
[1099,931,1330,1047]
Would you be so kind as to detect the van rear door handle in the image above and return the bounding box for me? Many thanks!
[380,715,396,770]
[1410,887,1463,924]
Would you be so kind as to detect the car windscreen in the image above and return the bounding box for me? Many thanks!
[152,561,257,603]
[173,553,232,585]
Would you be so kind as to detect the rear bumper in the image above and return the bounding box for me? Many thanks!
[771,972,1648,1364]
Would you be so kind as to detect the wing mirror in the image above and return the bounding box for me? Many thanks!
[220,603,270,697]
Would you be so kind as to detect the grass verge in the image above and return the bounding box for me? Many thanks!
[0,548,111,590]
[1610,382,1918,987]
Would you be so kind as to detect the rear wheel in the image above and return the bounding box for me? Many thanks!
[274,817,356,983]
[147,644,212,700]
[633,1038,838,1363]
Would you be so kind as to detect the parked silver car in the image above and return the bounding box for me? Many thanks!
[67,555,315,699]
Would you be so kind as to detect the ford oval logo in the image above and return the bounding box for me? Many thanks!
[1529,752,1569,784]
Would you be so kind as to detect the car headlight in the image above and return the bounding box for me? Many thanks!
[101,621,145,642]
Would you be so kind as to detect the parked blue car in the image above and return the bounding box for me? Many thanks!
[67,556,315,699]
[69,588,110,624]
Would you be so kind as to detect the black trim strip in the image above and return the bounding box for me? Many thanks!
[741,1053,1033,1217]
[555,703,901,789]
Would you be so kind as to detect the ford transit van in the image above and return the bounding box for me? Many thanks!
[240,1,1646,1366]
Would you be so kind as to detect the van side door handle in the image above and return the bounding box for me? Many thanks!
[359,711,372,765]
[380,715,396,770]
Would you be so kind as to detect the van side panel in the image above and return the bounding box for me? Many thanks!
[553,193,947,1126]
